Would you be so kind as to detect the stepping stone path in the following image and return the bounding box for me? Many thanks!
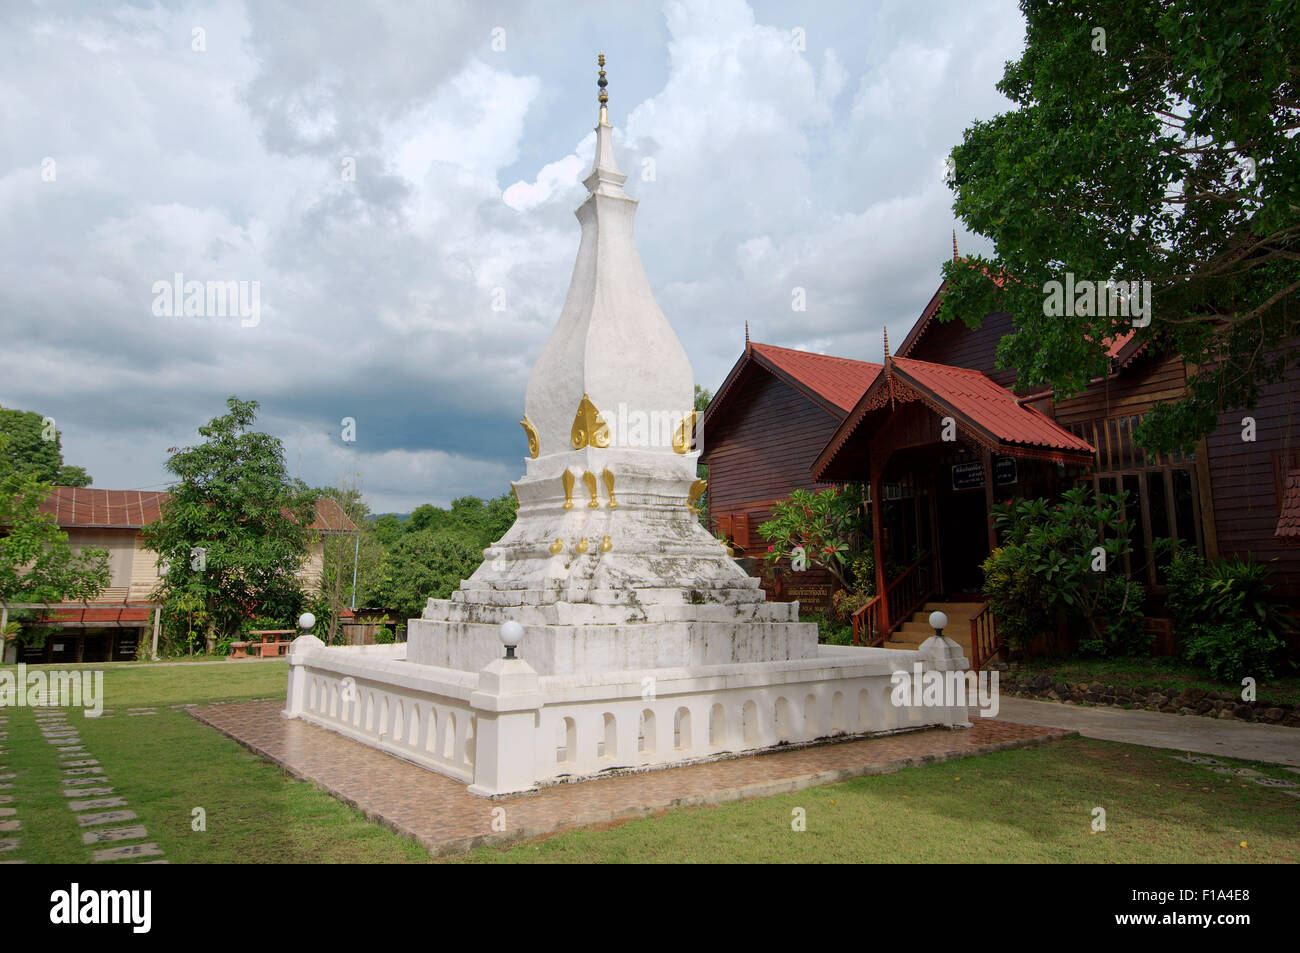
[1173,752,1299,790]
[0,714,20,862]
[33,708,170,865]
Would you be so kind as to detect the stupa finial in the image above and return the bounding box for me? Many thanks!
[883,325,890,361]
[598,52,608,125]
[745,321,750,346]
[952,229,959,262]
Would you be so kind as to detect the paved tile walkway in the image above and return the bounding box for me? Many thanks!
[997,697,1300,766]
[192,701,1072,855]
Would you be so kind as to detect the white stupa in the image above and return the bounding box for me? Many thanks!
[285,57,970,796]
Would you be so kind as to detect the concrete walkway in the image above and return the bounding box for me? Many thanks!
[996,697,1300,767]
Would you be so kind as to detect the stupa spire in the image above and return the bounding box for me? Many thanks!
[584,52,626,197]
[524,51,693,466]
[598,52,609,125]
[952,230,959,262]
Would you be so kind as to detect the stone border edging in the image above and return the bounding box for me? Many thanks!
[1002,674,1300,727]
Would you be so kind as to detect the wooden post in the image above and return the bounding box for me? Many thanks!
[983,445,998,553]
[151,607,161,661]
[870,457,889,638]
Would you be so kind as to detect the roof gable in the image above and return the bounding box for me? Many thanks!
[703,341,882,439]
[814,356,1094,480]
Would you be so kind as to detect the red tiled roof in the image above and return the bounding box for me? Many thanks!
[813,356,1094,481]
[37,487,357,533]
[38,488,168,528]
[1276,468,1300,544]
[747,343,882,413]
[45,606,154,623]
[893,357,1095,454]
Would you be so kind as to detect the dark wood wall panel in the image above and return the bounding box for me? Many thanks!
[906,311,1019,387]
[1053,355,1188,427]
[705,366,843,541]
[1205,344,1300,595]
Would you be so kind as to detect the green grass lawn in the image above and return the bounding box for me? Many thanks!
[452,737,1300,864]
[1016,657,1300,706]
[2,661,1296,863]
[1,660,431,863]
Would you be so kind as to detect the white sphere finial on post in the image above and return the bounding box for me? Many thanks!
[499,620,524,659]
[928,610,948,639]
[298,612,316,633]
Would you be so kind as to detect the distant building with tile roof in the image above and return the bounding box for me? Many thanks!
[1,489,356,664]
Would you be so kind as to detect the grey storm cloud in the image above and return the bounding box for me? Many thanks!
[0,0,1024,512]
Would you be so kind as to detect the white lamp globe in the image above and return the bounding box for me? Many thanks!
[499,620,524,647]
[298,612,316,632]
[928,610,948,632]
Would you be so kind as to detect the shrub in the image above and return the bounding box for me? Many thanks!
[805,612,853,646]
[758,485,865,587]
[1183,620,1284,682]
[1161,542,1293,680]
[981,547,1052,649]
[984,486,1149,656]
[373,625,396,645]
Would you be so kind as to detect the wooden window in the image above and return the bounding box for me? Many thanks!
[733,513,751,550]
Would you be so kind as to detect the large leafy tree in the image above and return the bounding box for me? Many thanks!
[369,529,482,622]
[944,0,1299,452]
[0,434,109,642]
[142,397,318,649]
[0,405,94,486]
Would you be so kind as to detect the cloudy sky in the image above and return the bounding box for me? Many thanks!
[0,0,1025,513]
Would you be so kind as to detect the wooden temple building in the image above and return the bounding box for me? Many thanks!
[702,258,1300,665]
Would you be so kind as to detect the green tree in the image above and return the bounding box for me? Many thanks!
[0,405,93,486]
[372,513,404,547]
[0,433,109,646]
[142,397,317,651]
[944,0,1299,453]
[370,529,482,621]
[694,385,711,528]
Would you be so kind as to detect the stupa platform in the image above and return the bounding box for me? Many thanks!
[283,634,972,794]
[200,699,1070,855]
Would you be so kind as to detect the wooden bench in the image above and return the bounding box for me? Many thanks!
[246,629,296,659]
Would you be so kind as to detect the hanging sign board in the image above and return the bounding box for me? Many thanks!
[951,458,1018,490]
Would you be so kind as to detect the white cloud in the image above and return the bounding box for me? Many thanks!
[0,0,1025,512]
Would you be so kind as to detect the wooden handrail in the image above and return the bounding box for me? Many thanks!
[851,553,934,648]
[969,602,1003,672]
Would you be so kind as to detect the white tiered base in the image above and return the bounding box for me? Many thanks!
[284,634,971,796]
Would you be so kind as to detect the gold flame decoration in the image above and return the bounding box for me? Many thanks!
[570,394,611,449]
[673,410,697,454]
[687,479,707,513]
[519,415,540,458]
